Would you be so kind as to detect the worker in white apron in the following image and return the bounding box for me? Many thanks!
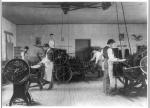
[31,35,55,90]
[102,39,126,95]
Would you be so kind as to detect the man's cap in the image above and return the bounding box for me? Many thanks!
[50,33,54,35]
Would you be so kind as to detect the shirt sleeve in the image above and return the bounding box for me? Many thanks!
[91,51,96,61]
[107,48,118,62]
[98,50,104,60]
[101,49,103,55]
[21,52,24,60]
[45,49,50,59]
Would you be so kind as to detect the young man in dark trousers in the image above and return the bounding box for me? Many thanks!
[102,39,126,95]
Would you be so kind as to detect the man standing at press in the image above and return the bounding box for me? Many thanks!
[31,34,55,90]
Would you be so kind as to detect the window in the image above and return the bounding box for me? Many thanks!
[4,31,14,60]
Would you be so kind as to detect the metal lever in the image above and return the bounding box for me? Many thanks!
[124,66,145,70]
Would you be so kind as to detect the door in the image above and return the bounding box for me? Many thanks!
[75,39,91,60]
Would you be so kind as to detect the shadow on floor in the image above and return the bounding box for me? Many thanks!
[113,87,147,98]
[70,74,103,83]
[5,100,41,106]
[29,100,41,106]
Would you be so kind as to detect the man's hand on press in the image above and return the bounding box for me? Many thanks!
[119,59,126,62]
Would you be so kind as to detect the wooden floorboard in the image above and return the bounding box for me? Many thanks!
[2,78,147,107]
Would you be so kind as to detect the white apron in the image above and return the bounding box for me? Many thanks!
[41,49,53,82]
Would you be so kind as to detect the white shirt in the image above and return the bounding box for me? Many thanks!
[91,50,104,64]
[107,48,118,62]
[101,47,118,62]
[21,51,29,60]
[49,39,55,48]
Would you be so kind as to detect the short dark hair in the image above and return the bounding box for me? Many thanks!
[43,43,49,47]
[107,39,115,45]
[50,33,54,35]
[24,46,29,50]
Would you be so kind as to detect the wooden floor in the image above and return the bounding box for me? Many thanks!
[2,75,147,107]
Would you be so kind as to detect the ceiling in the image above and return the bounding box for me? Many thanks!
[2,2,147,24]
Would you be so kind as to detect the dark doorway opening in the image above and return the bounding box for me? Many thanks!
[75,39,91,61]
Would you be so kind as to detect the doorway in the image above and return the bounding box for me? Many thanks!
[75,39,91,60]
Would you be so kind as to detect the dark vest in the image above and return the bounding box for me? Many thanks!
[47,48,55,61]
[103,46,110,59]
